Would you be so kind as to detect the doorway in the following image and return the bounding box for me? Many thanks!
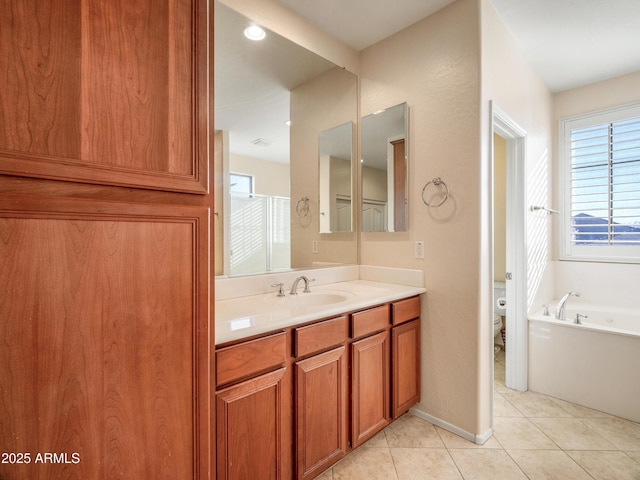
[491,103,527,394]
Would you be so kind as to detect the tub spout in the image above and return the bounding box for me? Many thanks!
[555,291,580,320]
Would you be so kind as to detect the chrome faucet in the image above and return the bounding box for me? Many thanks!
[555,291,580,320]
[289,275,314,295]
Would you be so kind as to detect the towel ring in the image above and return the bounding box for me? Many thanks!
[421,177,449,208]
[296,197,310,217]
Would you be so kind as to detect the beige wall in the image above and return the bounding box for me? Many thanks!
[493,133,506,283]
[230,153,290,197]
[360,0,483,435]
[217,0,560,440]
[290,67,358,267]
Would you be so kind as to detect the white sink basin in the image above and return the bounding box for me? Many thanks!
[264,290,352,307]
[295,292,351,306]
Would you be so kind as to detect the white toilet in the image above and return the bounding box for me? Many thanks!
[494,282,506,352]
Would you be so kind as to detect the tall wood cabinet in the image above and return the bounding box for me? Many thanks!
[0,1,214,478]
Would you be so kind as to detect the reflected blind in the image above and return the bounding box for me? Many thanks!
[569,116,640,246]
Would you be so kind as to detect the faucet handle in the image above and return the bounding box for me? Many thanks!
[574,313,588,324]
[303,278,316,293]
[271,283,285,297]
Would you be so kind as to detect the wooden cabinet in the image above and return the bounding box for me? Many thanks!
[295,347,348,480]
[213,296,421,479]
[391,296,421,419]
[0,0,209,194]
[351,330,391,448]
[216,368,287,480]
[392,319,421,418]
[350,304,392,448]
[215,333,288,480]
[0,1,213,479]
[294,316,348,480]
[0,197,212,480]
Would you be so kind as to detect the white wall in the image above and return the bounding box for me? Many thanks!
[552,71,640,309]
[480,0,553,429]
[218,0,359,74]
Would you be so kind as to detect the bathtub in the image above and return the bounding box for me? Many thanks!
[528,304,640,423]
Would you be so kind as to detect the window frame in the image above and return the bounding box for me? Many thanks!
[559,102,640,263]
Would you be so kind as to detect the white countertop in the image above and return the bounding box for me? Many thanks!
[215,279,426,344]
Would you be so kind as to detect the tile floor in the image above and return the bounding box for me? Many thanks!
[316,349,640,479]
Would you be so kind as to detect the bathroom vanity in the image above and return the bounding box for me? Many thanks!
[214,280,423,480]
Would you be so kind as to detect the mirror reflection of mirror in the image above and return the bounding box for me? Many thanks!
[213,1,358,276]
[319,122,354,234]
[361,102,408,232]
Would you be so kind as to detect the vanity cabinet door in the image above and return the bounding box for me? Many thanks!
[351,331,390,448]
[216,368,287,480]
[295,346,348,480]
[0,0,209,193]
[391,318,421,418]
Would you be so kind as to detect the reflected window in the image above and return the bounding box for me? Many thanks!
[230,173,253,194]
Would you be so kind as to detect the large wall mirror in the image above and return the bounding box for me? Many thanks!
[214,1,358,276]
[361,102,409,232]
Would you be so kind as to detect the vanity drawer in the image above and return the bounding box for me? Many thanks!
[392,296,420,326]
[295,315,348,358]
[351,304,390,339]
[215,332,287,387]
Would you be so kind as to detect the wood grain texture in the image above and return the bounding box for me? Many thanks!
[216,368,286,480]
[295,346,347,480]
[391,319,421,418]
[215,332,287,387]
[0,0,209,193]
[391,295,420,326]
[351,331,390,448]
[0,196,211,479]
[294,316,348,359]
[351,304,390,339]
[391,139,406,231]
[0,0,81,158]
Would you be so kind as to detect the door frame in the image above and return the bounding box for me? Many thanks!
[491,102,528,392]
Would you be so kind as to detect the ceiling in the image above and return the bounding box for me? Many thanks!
[277,0,640,93]
[216,0,640,167]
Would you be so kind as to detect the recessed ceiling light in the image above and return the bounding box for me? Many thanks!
[244,25,266,41]
[285,120,291,126]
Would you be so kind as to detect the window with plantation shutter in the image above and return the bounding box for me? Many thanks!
[560,103,640,262]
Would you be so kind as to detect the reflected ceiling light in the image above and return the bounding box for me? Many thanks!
[244,24,266,41]
[285,120,291,126]
[373,109,386,115]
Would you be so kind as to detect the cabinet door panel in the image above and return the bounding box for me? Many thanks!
[295,346,347,480]
[392,319,420,418]
[351,331,390,448]
[216,368,286,480]
[0,0,209,193]
[0,196,211,479]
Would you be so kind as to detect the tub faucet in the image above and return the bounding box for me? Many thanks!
[555,291,580,320]
[289,275,314,295]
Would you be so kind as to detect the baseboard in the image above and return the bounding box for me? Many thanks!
[409,407,494,446]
